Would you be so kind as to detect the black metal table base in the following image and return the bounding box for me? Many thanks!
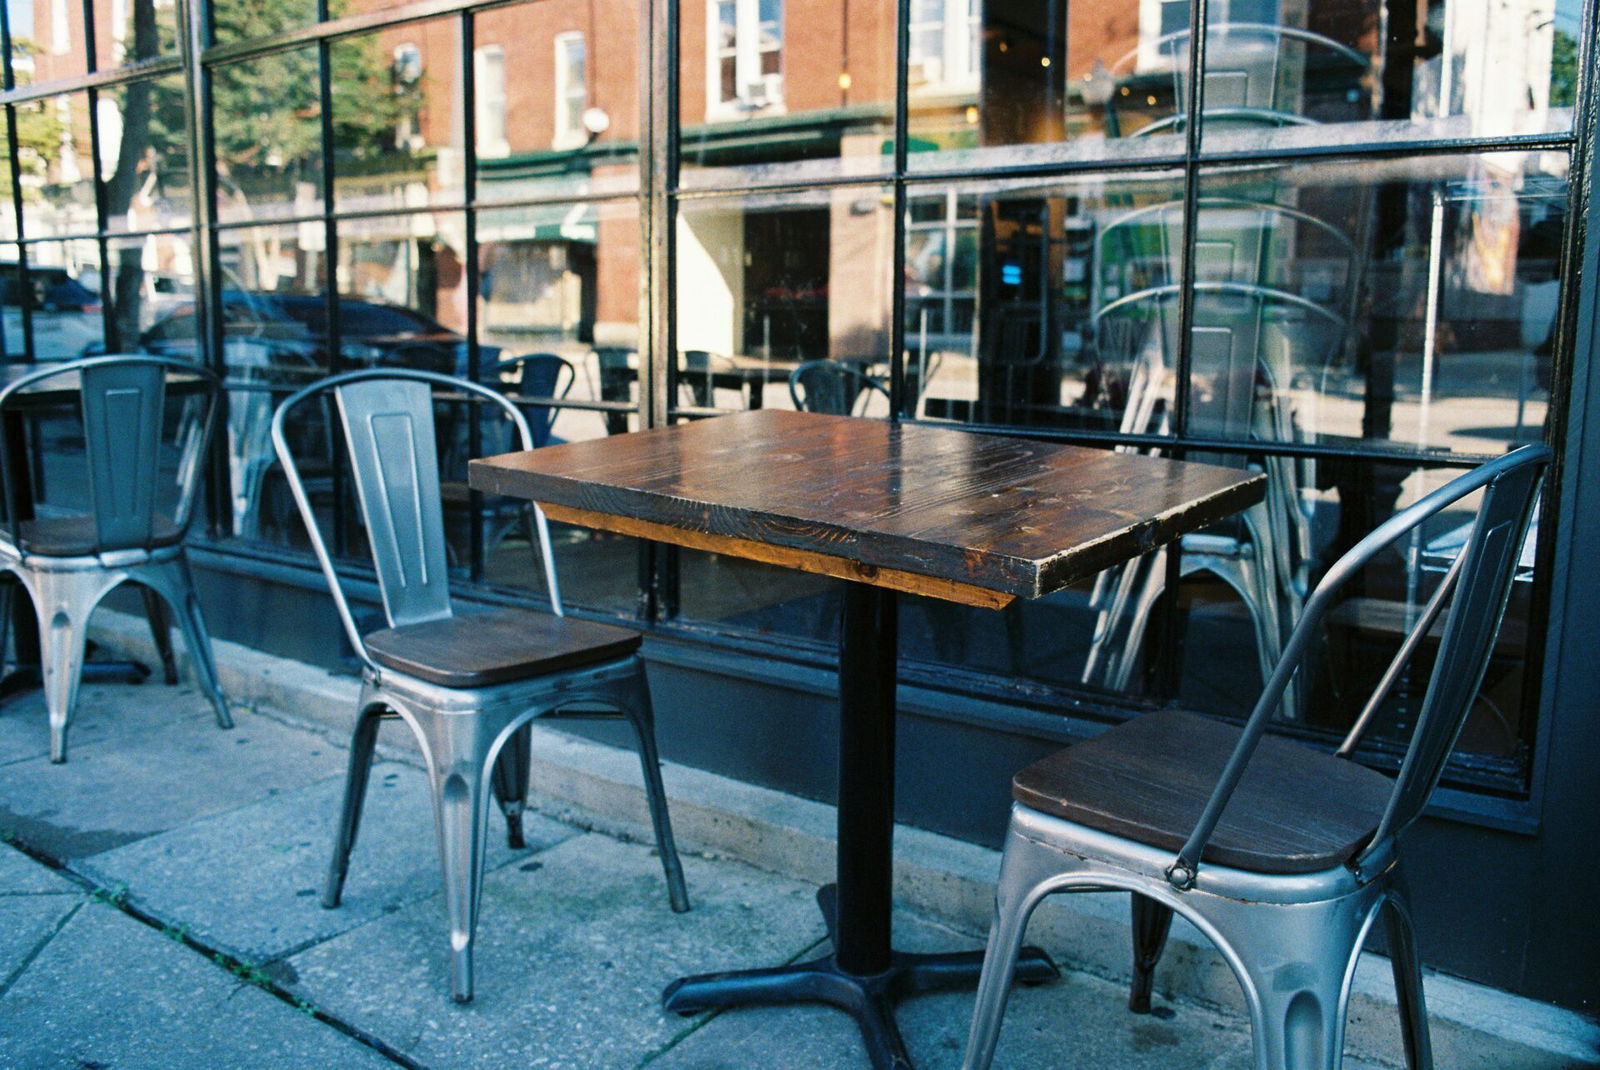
[663,885,1059,1070]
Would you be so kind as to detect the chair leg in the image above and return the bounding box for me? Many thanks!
[139,583,179,685]
[489,722,532,849]
[323,703,389,909]
[1382,886,1434,1070]
[1203,896,1364,1070]
[618,668,690,914]
[0,575,13,676]
[1129,892,1174,1013]
[26,569,113,763]
[138,556,232,731]
[427,734,492,1003]
[962,823,1077,1070]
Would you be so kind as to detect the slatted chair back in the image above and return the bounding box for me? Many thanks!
[0,355,218,553]
[272,370,558,678]
[1167,443,1549,889]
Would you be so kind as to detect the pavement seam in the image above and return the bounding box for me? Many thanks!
[0,896,84,1000]
[1,831,427,1069]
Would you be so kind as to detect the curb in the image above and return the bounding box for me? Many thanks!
[89,608,1600,1069]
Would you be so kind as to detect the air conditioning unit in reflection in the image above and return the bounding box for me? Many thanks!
[738,74,782,110]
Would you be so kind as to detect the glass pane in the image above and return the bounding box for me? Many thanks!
[673,186,891,641]
[1,239,103,359]
[213,48,324,224]
[210,0,315,46]
[474,0,640,201]
[675,187,891,416]
[1192,151,1565,456]
[473,197,641,608]
[330,23,461,210]
[96,0,178,70]
[104,230,195,352]
[12,0,88,79]
[907,170,1188,430]
[12,90,96,239]
[678,0,895,187]
[907,0,1181,174]
[1188,0,1579,153]
[97,73,193,233]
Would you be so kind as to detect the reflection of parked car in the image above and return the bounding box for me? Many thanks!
[0,263,104,360]
[140,291,495,374]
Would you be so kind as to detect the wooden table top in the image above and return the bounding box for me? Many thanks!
[470,410,1266,609]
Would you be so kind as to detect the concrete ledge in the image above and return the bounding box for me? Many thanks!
[89,609,1600,1069]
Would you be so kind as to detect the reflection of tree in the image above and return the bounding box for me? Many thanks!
[1549,30,1577,109]
[105,0,421,346]
[0,40,67,191]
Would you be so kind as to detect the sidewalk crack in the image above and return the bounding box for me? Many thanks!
[0,896,85,1000]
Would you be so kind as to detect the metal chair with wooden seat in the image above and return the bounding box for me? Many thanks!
[0,355,232,762]
[963,443,1549,1070]
[271,369,689,1003]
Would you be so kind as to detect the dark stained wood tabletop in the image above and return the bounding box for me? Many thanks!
[470,409,1266,608]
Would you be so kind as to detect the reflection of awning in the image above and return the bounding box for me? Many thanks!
[476,202,597,245]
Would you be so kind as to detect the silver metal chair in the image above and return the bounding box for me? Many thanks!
[0,355,231,763]
[788,360,890,416]
[963,443,1549,1070]
[271,368,688,1003]
[1081,281,1347,702]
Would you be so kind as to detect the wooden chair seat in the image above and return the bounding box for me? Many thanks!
[364,606,642,688]
[1012,709,1394,874]
[17,513,183,556]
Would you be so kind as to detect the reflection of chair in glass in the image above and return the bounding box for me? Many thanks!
[965,444,1549,1070]
[271,369,688,1003]
[447,354,579,557]
[592,346,635,435]
[0,356,232,762]
[221,338,322,540]
[679,349,741,410]
[1097,198,1358,316]
[487,353,575,449]
[788,360,890,416]
[1107,22,1370,137]
[1081,282,1347,697]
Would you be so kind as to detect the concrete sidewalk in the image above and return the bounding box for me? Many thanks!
[0,623,1593,1068]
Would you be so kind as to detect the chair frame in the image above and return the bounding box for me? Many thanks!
[0,355,232,762]
[271,368,688,1003]
[965,444,1549,1070]
[788,360,890,416]
[1082,280,1347,699]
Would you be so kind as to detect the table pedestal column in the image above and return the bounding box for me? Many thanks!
[662,582,1058,1069]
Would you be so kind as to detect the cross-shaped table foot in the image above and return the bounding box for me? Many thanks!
[662,885,1059,1070]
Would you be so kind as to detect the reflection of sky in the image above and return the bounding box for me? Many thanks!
[6,0,32,37]
[1553,0,1581,33]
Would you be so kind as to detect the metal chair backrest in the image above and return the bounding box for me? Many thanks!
[1108,22,1369,136]
[0,355,218,552]
[271,369,557,678]
[788,360,888,416]
[1166,444,1550,889]
[1094,281,1344,443]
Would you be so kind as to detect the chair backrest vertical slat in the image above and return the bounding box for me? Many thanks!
[334,377,453,630]
[1366,457,1545,851]
[81,361,167,551]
